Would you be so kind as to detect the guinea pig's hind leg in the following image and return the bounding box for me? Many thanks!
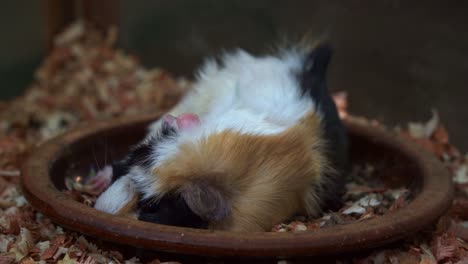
[302,184,324,218]
[303,173,345,218]
[94,175,138,215]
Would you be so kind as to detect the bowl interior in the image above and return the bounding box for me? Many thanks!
[51,120,149,190]
[52,119,420,195]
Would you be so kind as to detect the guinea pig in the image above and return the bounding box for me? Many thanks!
[94,42,349,232]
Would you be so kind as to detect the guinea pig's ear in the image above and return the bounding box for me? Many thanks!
[180,180,230,221]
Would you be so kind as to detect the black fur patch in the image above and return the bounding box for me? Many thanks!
[111,140,154,181]
[300,44,349,211]
[111,123,178,181]
[300,44,331,106]
[138,194,208,228]
[126,142,154,168]
[111,160,130,181]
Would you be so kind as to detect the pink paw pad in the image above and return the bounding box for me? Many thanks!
[163,113,200,131]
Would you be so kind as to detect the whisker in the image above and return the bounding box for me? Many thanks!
[92,146,101,171]
[104,136,108,166]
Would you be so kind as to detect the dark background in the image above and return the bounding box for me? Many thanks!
[1,1,467,151]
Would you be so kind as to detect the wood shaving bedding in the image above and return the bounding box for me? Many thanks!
[0,21,467,263]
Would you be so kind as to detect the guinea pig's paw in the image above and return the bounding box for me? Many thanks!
[94,175,137,214]
[176,113,200,130]
[162,113,200,132]
[88,165,113,194]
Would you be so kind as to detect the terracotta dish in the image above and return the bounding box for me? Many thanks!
[21,114,453,257]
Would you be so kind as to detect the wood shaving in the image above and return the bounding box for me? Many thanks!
[0,21,184,264]
[0,21,467,263]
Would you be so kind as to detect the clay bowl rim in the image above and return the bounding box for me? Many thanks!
[21,114,453,257]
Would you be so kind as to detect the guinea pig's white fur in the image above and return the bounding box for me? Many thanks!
[139,50,317,189]
[94,176,136,214]
[147,49,315,136]
[95,47,332,231]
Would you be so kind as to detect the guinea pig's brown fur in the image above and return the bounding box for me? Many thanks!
[152,111,326,232]
[94,43,348,232]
